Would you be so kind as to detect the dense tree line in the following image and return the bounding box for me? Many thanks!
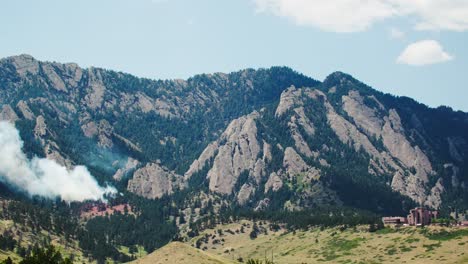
[0,233,16,251]
[0,189,178,263]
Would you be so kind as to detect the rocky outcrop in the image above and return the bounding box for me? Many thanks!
[341,90,435,206]
[276,88,317,158]
[342,90,383,137]
[283,147,320,183]
[206,112,262,194]
[382,109,433,182]
[291,107,315,136]
[275,86,321,117]
[97,120,114,148]
[127,163,183,199]
[34,115,47,138]
[276,86,442,208]
[184,111,275,202]
[426,179,444,209]
[3,55,83,92]
[0,105,19,123]
[16,101,35,120]
[31,115,71,167]
[8,54,40,77]
[254,198,270,211]
[390,170,427,205]
[136,93,155,113]
[264,172,283,193]
[237,184,254,205]
[42,63,67,92]
[184,142,219,180]
[301,182,342,207]
[326,94,397,175]
[81,121,98,138]
[185,112,264,195]
[154,98,176,118]
[343,91,433,178]
[80,119,115,148]
[275,86,302,117]
[84,68,106,110]
[60,63,83,88]
[113,158,140,181]
[288,112,315,158]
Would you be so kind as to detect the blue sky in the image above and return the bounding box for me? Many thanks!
[1,0,467,111]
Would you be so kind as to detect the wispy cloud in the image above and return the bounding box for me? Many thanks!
[389,27,405,39]
[396,40,453,66]
[253,0,468,33]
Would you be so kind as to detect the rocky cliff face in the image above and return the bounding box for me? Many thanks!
[185,73,467,211]
[1,55,467,213]
[127,163,183,199]
[185,111,270,204]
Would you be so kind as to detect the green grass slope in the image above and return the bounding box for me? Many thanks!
[189,220,468,264]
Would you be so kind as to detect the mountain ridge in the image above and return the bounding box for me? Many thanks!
[0,54,467,213]
[3,54,465,113]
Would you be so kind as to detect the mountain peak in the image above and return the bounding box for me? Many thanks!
[2,54,37,64]
[323,71,358,86]
[1,54,40,77]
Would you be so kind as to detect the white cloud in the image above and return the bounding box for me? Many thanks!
[253,0,468,32]
[397,0,468,31]
[254,0,395,32]
[396,40,453,66]
[389,27,405,39]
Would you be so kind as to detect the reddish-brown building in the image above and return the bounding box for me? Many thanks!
[407,207,437,226]
[382,207,438,226]
[382,216,407,225]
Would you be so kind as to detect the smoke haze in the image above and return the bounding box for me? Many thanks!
[0,121,116,202]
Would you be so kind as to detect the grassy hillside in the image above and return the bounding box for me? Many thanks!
[128,242,236,264]
[0,219,88,263]
[188,220,468,264]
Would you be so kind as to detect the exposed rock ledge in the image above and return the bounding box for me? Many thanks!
[127,163,183,199]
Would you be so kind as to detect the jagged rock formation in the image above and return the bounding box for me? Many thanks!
[185,112,272,204]
[206,112,262,194]
[264,172,283,193]
[185,73,467,210]
[127,163,183,199]
[271,84,442,207]
[0,105,19,123]
[340,90,435,205]
[17,100,35,120]
[282,147,320,182]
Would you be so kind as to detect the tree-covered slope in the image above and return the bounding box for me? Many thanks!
[1,54,467,212]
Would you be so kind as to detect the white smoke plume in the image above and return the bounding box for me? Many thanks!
[0,121,116,202]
